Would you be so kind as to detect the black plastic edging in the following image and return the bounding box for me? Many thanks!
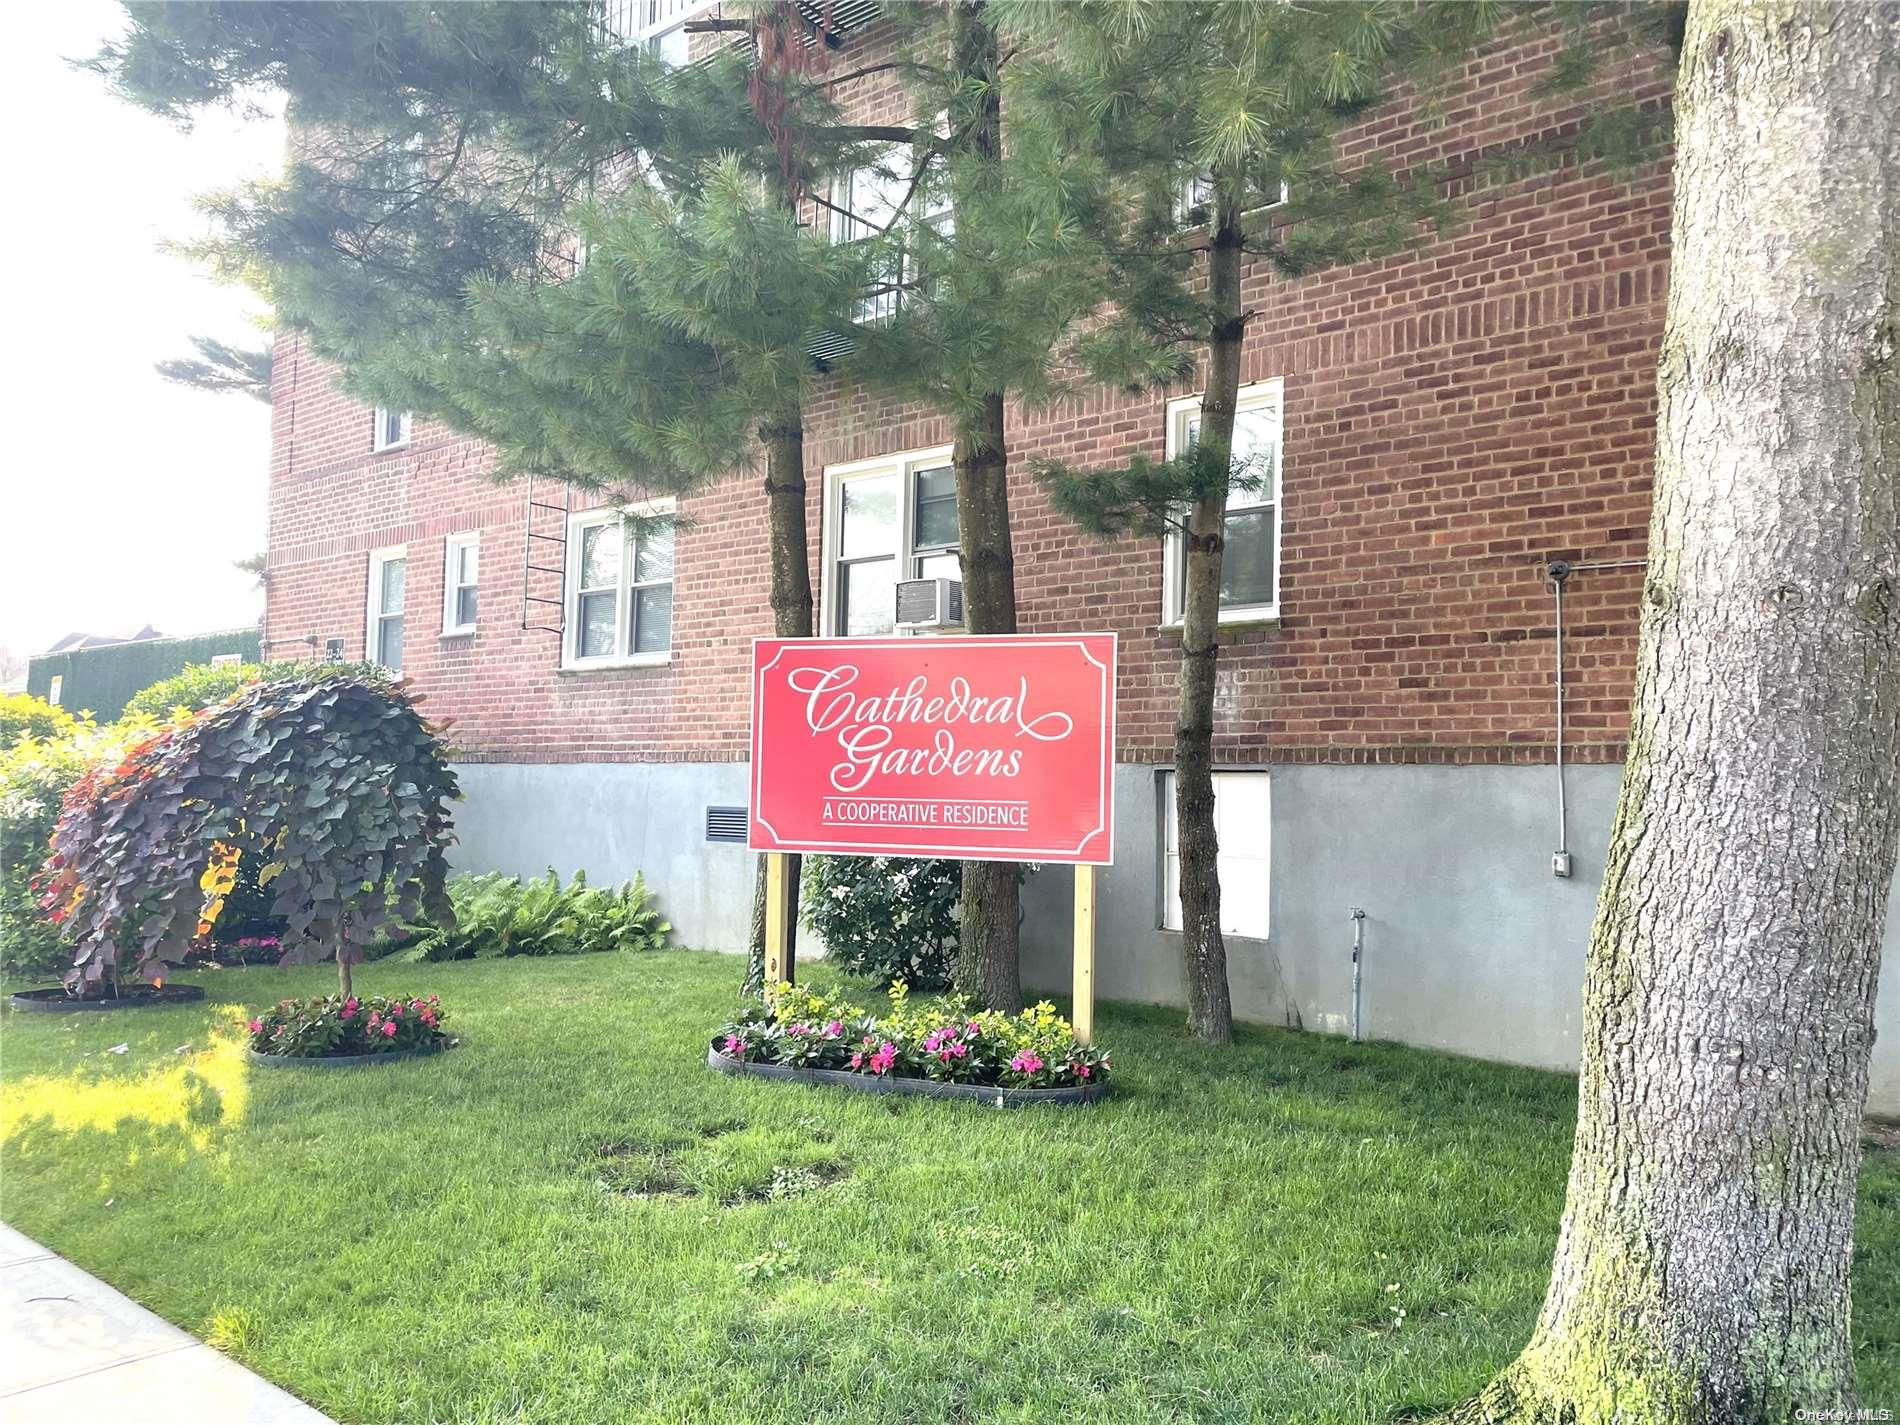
[9,985,207,1013]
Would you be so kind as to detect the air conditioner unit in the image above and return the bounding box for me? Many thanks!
[893,577,964,630]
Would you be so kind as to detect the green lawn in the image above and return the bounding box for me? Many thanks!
[3,950,1895,1425]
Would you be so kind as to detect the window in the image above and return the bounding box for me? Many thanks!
[1177,172,1290,227]
[1160,770,1270,938]
[828,148,951,323]
[564,503,674,667]
[46,675,62,707]
[601,0,710,66]
[442,532,479,635]
[1162,378,1282,625]
[366,546,407,671]
[823,448,959,637]
[372,407,412,452]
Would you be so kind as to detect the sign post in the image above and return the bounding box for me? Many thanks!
[749,634,1116,1032]
[763,851,794,988]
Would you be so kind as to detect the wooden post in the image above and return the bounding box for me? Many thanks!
[763,851,794,988]
[1072,863,1097,1043]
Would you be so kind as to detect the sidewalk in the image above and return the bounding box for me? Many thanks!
[0,1223,335,1425]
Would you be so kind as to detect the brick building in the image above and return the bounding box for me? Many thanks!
[259,5,1900,1108]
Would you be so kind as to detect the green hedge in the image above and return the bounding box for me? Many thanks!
[28,629,260,722]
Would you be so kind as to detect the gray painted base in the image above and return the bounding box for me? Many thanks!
[449,758,1900,1115]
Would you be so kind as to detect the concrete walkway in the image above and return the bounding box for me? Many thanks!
[0,1224,335,1424]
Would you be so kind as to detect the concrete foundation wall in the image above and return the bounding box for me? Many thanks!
[449,761,757,952]
[449,759,1900,1116]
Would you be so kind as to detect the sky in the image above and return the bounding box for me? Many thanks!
[0,1,284,669]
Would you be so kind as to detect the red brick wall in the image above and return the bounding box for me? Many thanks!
[264,22,1672,768]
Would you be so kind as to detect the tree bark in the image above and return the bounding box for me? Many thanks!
[745,411,812,995]
[1174,194,1244,1046]
[953,389,1024,1012]
[945,0,1023,1014]
[1457,4,1899,1420]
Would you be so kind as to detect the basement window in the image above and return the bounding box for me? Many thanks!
[1159,769,1270,938]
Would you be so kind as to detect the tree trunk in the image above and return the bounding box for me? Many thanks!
[1458,4,1899,1420]
[1174,195,1244,1046]
[945,0,1023,1014]
[338,956,352,1002]
[745,411,812,995]
[953,389,1025,1012]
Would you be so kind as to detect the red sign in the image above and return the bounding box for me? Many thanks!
[749,634,1116,865]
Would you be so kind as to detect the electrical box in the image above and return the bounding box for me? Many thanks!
[1551,851,1573,878]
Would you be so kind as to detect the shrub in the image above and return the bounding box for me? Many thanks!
[0,694,76,749]
[400,869,670,961]
[800,855,961,989]
[39,673,458,997]
[714,981,1110,1090]
[120,658,392,724]
[248,992,451,1058]
[0,718,155,980]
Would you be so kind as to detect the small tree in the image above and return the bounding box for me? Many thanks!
[38,674,458,999]
[800,855,962,990]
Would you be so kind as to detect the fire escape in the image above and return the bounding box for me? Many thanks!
[519,474,571,641]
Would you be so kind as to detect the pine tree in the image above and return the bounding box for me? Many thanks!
[1004,0,1501,1042]
[90,0,936,994]
[155,334,273,402]
[825,0,1113,1010]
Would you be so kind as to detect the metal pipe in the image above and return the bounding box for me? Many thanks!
[1350,907,1366,1041]
[1544,556,1648,878]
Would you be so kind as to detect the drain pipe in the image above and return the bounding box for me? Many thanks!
[1545,557,1648,879]
[1350,907,1366,1041]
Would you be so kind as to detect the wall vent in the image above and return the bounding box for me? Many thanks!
[705,806,749,844]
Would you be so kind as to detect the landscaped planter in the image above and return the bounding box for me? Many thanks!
[707,1040,1110,1107]
[249,1040,459,1070]
[9,984,207,1013]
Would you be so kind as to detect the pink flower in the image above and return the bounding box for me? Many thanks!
[824,1020,843,1038]
[340,1006,356,1022]
[1010,1050,1043,1075]
[421,1011,437,1028]
[382,1020,398,1038]
[1074,1063,1091,1079]
[388,1002,403,1018]
[868,1042,896,1075]
[787,1022,808,1037]
[849,1051,864,1069]
[723,1034,744,1055]
[966,1021,982,1037]
[344,998,359,1013]
[247,1018,263,1034]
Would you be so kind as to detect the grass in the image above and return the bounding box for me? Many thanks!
[2,949,1895,1425]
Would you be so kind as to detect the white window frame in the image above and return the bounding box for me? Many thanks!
[561,499,676,670]
[365,545,408,671]
[1159,768,1271,939]
[828,146,951,324]
[1161,377,1283,627]
[613,0,714,65]
[442,531,480,637]
[819,445,958,639]
[371,407,412,453]
[1177,173,1290,227]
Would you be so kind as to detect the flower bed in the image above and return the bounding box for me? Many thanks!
[711,982,1109,1100]
[246,993,454,1062]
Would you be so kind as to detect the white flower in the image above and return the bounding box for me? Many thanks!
[831,884,851,901]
